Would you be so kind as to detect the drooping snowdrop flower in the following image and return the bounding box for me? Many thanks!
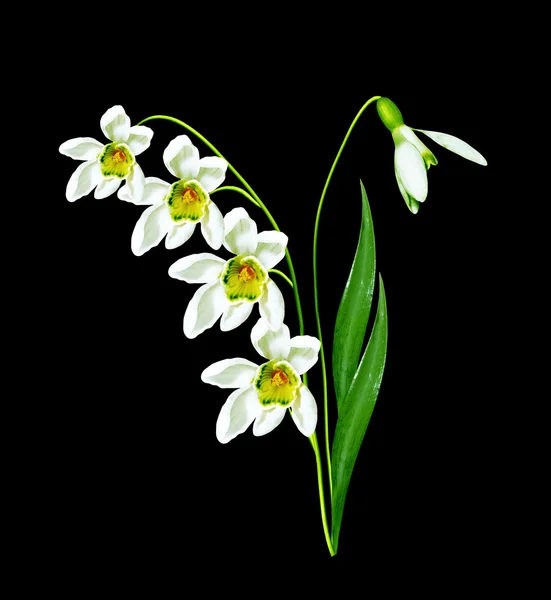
[59,105,153,203]
[376,97,487,214]
[202,318,320,443]
[119,135,228,255]
[168,207,287,338]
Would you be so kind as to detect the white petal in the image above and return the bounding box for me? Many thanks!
[394,141,428,203]
[223,207,258,255]
[163,135,200,180]
[59,137,103,160]
[258,279,284,331]
[254,231,288,270]
[220,302,254,331]
[216,386,261,444]
[197,156,228,193]
[131,204,172,256]
[126,125,154,156]
[118,177,170,206]
[66,160,102,202]
[395,172,420,214]
[415,128,488,166]
[168,252,225,283]
[183,279,227,339]
[287,335,321,375]
[201,202,224,250]
[94,177,121,199]
[201,358,259,389]
[290,385,317,437]
[253,406,287,437]
[250,318,290,360]
[165,222,196,249]
[126,163,145,203]
[100,105,130,142]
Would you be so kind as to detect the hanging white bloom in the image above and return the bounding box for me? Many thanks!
[59,105,153,203]
[202,319,320,443]
[168,207,287,338]
[376,97,487,214]
[118,135,228,254]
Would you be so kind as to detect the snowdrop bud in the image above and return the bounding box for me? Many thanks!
[376,97,404,131]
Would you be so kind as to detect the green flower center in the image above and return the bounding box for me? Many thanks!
[221,255,267,303]
[254,360,300,408]
[165,180,208,223]
[99,142,135,178]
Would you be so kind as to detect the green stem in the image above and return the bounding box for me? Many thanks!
[211,185,260,207]
[311,432,335,556]
[312,96,381,501]
[269,269,294,288]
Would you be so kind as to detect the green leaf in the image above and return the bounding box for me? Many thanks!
[332,180,376,412]
[331,275,388,552]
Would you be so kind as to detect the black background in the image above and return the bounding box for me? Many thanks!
[24,19,521,591]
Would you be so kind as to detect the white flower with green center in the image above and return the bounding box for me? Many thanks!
[202,318,320,443]
[118,135,228,255]
[59,105,153,203]
[376,97,488,214]
[168,207,288,338]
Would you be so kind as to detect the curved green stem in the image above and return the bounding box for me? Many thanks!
[310,432,335,556]
[312,96,381,500]
[268,269,294,288]
[211,185,260,207]
[138,115,305,337]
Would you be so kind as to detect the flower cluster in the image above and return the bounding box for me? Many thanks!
[59,105,319,442]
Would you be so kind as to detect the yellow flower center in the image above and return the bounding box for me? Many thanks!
[112,149,127,163]
[238,265,257,282]
[271,369,289,387]
[182,188,199,204]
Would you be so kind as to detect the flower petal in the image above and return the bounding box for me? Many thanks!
[66,160,102,202]
[59,137,103,161]
[163,135,200,180]
[118,177,170,206]
[126,125,154,156]
[165,222,196,250]
[131,203,172,256]
[100,105,130,142]
[287,335,320,375]
[253,406,286,437]
[415,128,488,166]
[201,358,259,389]
[201,201,224,250]
[197,156,228,193]
[223,207,258,255]
[254,231,288,270]
[94,177,121,199]
[258,279,284,331]
[394,141,428,203]
[220,302,254,331]
[216,386,261,444]
[183,279,227,339]
[250,318,290,360]
[290,385,317,436]
[168,253,225,283]
[126,163,145,203]
[395,172,420,214]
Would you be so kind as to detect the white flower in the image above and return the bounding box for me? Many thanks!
[202,319,320,443]
[119,135,228,255]
[377,97,487,213]
[168,207,288,338]
[59,105,153,203]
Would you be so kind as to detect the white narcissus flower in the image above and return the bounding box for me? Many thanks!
[168,207,288,338]
[376,97,487,214]
[118,135,228,254]
[202,319,320,443]
[59,105,153,203]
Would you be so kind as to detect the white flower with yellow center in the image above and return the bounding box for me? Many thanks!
[118,135,228,255]
[377,97,487,214]
[168,207,287,338]
[59,105,153,203]
[202,319,320,443]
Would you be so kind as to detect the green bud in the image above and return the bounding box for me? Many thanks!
[377,97,404,131]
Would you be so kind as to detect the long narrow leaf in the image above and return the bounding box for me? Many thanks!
[331,275,388,552]
[332,180,376,412]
